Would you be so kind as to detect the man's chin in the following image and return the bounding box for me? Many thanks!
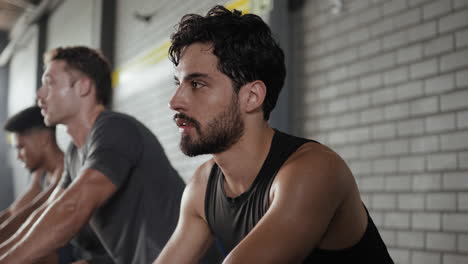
[27,166,38,173]
[180,141,207,157]
[180,143,200,157]
[44,117,53,126]
[44,116,59,127]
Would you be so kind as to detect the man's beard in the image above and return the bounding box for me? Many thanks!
[177,96,244,157]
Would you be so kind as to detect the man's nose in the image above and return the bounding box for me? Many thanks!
[169,85,189,112]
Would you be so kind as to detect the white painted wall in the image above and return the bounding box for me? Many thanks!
[7,25,39,196]
[47,0,102,50]
[8,26,38,119]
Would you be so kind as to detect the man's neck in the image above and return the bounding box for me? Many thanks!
[65,105,106,148]
[43,147,64,173]
[42,146,64,183]
[213,123,274,198]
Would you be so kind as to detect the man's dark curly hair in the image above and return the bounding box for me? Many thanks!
[169,5,286,120]
[4,105,55,134]
[44,46,113,107]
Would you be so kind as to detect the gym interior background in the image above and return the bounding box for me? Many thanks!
[0,0,467,263]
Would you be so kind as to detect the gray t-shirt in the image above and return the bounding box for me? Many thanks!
[61,110,185,264]
[72,224,114,264]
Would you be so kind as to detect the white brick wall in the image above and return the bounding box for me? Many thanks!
[427,232,456,251]
[458,234,468,252]
[412,251,441,264]
[443,254,468,264]
[413,212,441,230]
[397,231,425,249]
[296,0,468,263]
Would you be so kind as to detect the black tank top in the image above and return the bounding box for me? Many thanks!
[205,130,394,263]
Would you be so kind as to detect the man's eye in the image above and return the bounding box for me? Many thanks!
[191,81,204,89]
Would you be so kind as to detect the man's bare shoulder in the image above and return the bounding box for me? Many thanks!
[284,141,344,168]
[274,141,352,198]
[189,158,216,189]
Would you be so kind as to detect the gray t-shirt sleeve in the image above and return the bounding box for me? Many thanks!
[83,115,142,188]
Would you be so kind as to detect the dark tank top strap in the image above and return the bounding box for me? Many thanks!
[205,164,220,228]
[258,129,315,179]
[258,129,316,210]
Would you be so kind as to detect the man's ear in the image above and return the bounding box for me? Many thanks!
[35,129,50,147]
[77,77,93,98]
[241,80,267,113]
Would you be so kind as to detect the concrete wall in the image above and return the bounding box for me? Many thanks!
[292,0,468,263]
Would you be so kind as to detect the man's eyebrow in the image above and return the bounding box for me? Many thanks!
[180,72,211,81]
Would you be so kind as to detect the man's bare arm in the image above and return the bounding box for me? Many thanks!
[154,161,215,264]
[0,176,60,244]
[0,186,63,257]
[0,168,117,264]
[0,172,43,226]
[0,211,11,226]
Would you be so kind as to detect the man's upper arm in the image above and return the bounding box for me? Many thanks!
[60,168,118,214]
[155,162,214,264]
[224,147,347,264]
[84,115,142,188]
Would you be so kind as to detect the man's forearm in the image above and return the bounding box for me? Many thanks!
[32,252,59,264]
[0,192,92,264]
[0,183,56,244]
[9,184,42,215]
[0,203,48,256]
[0,204,43,244]
[0,210,11,226]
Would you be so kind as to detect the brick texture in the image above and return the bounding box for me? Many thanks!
[296,1,468,263]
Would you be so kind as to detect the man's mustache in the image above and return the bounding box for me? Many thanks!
[173,113,201,131]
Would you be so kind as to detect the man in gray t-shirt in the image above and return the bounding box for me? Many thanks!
[63,110,184,263]
[1,105,113,264]
[0,46,185,264]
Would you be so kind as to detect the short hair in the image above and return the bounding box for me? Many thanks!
[44,46,113,107]
[169,5,286,120]
[4,105,55,134]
